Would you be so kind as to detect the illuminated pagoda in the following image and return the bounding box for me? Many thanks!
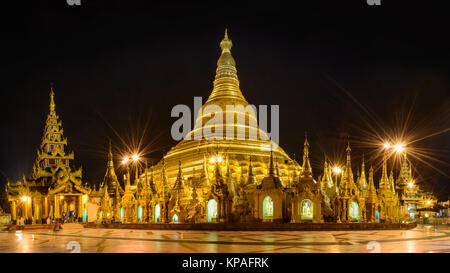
[4,31,439,227]
[6,85,90,224]
[131,30,302,224]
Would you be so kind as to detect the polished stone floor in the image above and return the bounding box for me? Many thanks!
[1,224,449,253]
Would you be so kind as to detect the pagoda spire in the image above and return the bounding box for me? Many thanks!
[199,154,209,187]
[379,154,389,189]
[268,143,275,176]
[49,83,56,112]
[247,156,257,185]
[389,170,396,193]
[341,141,355,190]
[359,153,367,191]
[300,133,313,178]
[125,166,131,188]
[367,166,377,200]
[173,160,184,191]
[103,139,123,195]
[206,29,246,105]
[320,160,328,192]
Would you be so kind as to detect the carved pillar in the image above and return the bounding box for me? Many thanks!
[44,197,48,219]
[54,195,60,220]
[78,196,82,220]
[11,200,17,222]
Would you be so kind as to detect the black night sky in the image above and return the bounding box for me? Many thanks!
[0,1,449,200]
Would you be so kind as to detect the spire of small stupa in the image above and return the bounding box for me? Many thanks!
[359,153,367,191]
[367,165,377,200]
[173,160,184,191]
[341,141,355,190]
[247,156,257,185]
[379,154,389,189]
[300,133,313,178]
[49,83,56,112]
[268,142,275,176]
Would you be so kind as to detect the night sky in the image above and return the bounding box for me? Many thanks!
[1,1,449,200]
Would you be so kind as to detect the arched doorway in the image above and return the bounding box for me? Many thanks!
[349,201,360,221]
[301,199,313,220]
[137,206,142,221]
[207,199,217,222]
[376,210,380,223]
[172,213,178,223]
[263,196,273,220]
[154,204,160,223]
[120,207,124,221]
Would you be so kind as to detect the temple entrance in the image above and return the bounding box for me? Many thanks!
[376,210,380,223]
[301,199,313,221]
[172,214,178,223]
[349,201,360,221]
[120,207,124,221]
[154,204,160,223]
[263,196,273,221]
[60,195,79,223]
[207,199,217,222]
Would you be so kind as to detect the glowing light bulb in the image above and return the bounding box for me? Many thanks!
[426,200,431,205]
[217,156,223,163]
[210,157,216,164]
[21,196,27,202]
[122,157,129,164]
[384,142,391,149]
[394,143,404,153]
[333,167,342,174]
[408,182,414,188]
[132,154,139,161]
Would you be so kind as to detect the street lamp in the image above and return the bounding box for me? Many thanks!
[383,142,391,149]
[332,166,342,174]
[210,155,223,164]
[332,166,342,188]
[122,153,141,183]
[394,143,405,153]
[122,157,129,165]
[132,154,139,161]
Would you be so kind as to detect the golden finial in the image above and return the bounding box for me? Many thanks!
[49,82,56,112]
[220,28,232,53]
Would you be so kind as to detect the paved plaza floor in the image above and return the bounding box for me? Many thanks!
[1,224,449,253]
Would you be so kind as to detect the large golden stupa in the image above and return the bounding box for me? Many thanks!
[148,30,301,188]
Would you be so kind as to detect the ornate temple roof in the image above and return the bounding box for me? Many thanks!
[6,84,89,198]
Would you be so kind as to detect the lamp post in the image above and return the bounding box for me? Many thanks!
[332,166,342,187]
[122,154,140,182]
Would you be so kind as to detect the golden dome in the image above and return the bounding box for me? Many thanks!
[147,30,300,190]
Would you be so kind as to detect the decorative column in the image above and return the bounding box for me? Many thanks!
[78,196,82,221]
[11,200,17,223]
[44,197,48,220]
[54,195,60,221]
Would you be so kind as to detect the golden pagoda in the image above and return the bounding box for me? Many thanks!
[149,30,299,186]
[6,84,90,224]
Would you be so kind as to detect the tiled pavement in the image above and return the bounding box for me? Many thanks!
[1,224,449,253]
